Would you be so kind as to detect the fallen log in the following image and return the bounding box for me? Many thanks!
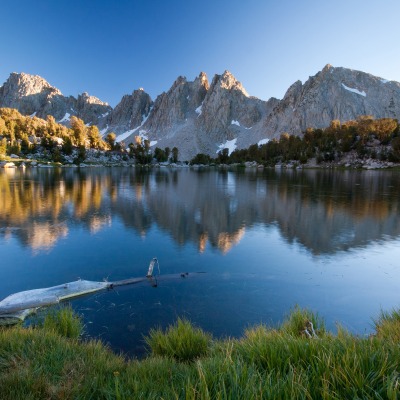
[0,258,204,325]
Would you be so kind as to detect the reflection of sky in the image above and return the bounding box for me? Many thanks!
[2,213,400,357]
[237,225,400,331]
[226,172,236,197]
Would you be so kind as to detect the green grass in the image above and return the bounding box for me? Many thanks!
[145,317,212,362]
[0,306,399,399]
[41,305,83,339]
[374,308,400,342]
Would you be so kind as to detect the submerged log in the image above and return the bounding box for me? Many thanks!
[0,271,205,324]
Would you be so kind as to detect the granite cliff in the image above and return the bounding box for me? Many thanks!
[262,64,400,138]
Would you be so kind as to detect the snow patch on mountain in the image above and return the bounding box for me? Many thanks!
[231,120,240,126]
[116,128,136,143]
[258,138,270,146]
[217,138,237,155]
[115,111,151,143]
[100,125,109,136]
[140,110,151,126]
[341,83,366,97]
[195,104,202,116]
[58,113,71,123]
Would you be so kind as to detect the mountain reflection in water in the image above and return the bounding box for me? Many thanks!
[1,167,400,358]
[1,167,400,254]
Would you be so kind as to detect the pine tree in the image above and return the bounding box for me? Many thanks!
[106,132,116,150]
[88,126,103,149]
[171,147,179,163]
[70,116,87,147]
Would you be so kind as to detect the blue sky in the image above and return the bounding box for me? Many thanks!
[1,0,399,107]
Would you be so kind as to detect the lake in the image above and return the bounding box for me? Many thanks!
[1,166,400,357]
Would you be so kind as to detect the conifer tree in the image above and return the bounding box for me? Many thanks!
[70,116,87,147]
[88,126,103,149]
[106,132,116,150]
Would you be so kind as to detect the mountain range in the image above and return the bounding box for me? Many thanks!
[1,65,400,160]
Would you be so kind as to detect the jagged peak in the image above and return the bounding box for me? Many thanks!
[281,79,303,102]
[173,75,187,86]
[323,63,334,72]
[132,87,149,95]
[130,88,152,103]
[222,69,234,77]
[288,80,303,90]
[78,92,109,106]
[9,71,50,82]
[198,71,207,79]
[217,70,248,96]
[193,72,209,91]
[3,71,62,96]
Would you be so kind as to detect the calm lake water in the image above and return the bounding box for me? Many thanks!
[1,166,400,357]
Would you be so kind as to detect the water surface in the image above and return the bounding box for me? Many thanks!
[1,167,400,357]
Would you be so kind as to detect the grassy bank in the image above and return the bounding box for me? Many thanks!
[0,306,399,399]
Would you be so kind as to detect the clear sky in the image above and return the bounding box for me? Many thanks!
[1,0,399,107]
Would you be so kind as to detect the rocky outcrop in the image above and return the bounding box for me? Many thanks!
[118,70,276,159]
[107,89,152,134]
[0,72,62,107]
[199,71,255,135]
[144,72,209,133]
[197,71,277,148]
[115,72,211,155]
[0,72,69,120]
[0,72,111,125]
[262,64,400,137]
[75,92,111,125]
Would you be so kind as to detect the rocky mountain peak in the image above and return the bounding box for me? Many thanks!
[132,88,148,97]
[0,72,62,108]
[322,63,334,72]
[11,72,61,95]
[283,80,303,99]
[195,72,210,90]
[196,70,264,148]
[77,92,109,106]
[107,88,152,134]
[75,92,112,124]
[0,72,112,123]
[114,72,211,148]
[1,66,400,161]
[140,74,198,135]
[262,64,400,138]
[170,76,187,90]
[212,70,249,97]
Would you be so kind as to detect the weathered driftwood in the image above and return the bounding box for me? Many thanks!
[0,267,203,325]
[0,281,109,315]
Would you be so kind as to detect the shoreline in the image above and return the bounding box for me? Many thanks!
[1,154,400,171]
[1,306,399,398]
